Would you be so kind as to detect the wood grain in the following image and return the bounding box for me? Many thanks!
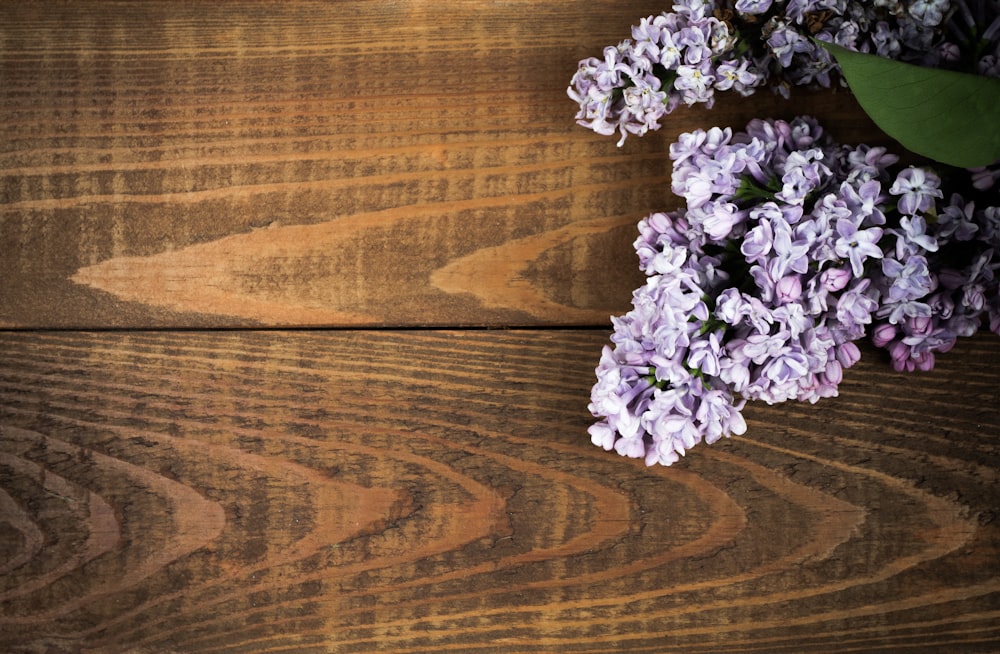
[0,0,886,328]
[0,330,998,652]
[5,3,999,652]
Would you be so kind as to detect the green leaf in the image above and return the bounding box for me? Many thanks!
[816,40,1000,169]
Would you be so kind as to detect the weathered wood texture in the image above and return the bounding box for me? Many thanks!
[0,0,885,328]
[0,330,998,653]
[3,2,1000,653]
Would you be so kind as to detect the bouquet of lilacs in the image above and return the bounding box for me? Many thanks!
[575,0,1000,466]
[588,115,1000,466]
[568,0,1000,146]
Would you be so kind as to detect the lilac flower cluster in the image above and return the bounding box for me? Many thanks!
[588,116,1000,466]
[905,0,1000,76]
[873,188,1000,370]
[568,0,1000,146]
[567,1,764,145]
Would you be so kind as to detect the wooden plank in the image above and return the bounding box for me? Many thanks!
[0,329,997,652]
[0,1,886,328]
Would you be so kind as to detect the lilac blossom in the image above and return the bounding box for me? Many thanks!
[889,166,944,215]
[579,3,1000,466]
[589,114,999,465]
[591,116,944,465]
[834,219,883,277]
[571,1,1000,152]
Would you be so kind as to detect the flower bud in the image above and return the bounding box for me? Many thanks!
[775,275,802,303]
[908,315,933,336]
[821,267,851,292]
[823,359,844,386]
[836,341,862,368]
[939,42,961,62]
[872,323,897,347]
[889,341,912,371]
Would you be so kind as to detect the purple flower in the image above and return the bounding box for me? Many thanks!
[694,201,746,240]
[937,194,980,241]
[872,322,897,347]
[775,275,803,303]
[880,298,933,326]
[981,206,1000,242]
[669,130,710,166]
[908,0,949,27]
[776,147,831,205]
[843,145,899,184]
[872,21,903,58]
[696,388,748,443]
[750,260,781,304]
[770,213,811,276]
[687,331,723,376]
[786,39,835,87]
[589,421,617,451]
[839,179,886,225]
[615,434,646,458]
[740,330,790,364]
[674,62,716,106]
[714,58,764,94]
[761,349,811,386]
[889,167,943,215]
[881,255,933,304]
[714,287,748,325]
[820,267,851,292]
[836,279,878,333]
[572,0,1000,151]
[621,77,668,138]
[587,111,997,467]
[972,166,1000,191]
[836,341,861,369]
[892,215,939,257]
[631,15,667,63]
[735,0,773,14]
[741,208,776,263]
[834,218,884,276]
[672,134,744,207]
[773,301,809,337]
[890,341,934,371]
[767,21,813,68]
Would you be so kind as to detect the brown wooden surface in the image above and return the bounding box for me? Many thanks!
[0,330,998,652]
[0,0,884,329]
[2,2,999,653]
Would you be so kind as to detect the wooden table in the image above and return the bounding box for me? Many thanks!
[2,2,998,652]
